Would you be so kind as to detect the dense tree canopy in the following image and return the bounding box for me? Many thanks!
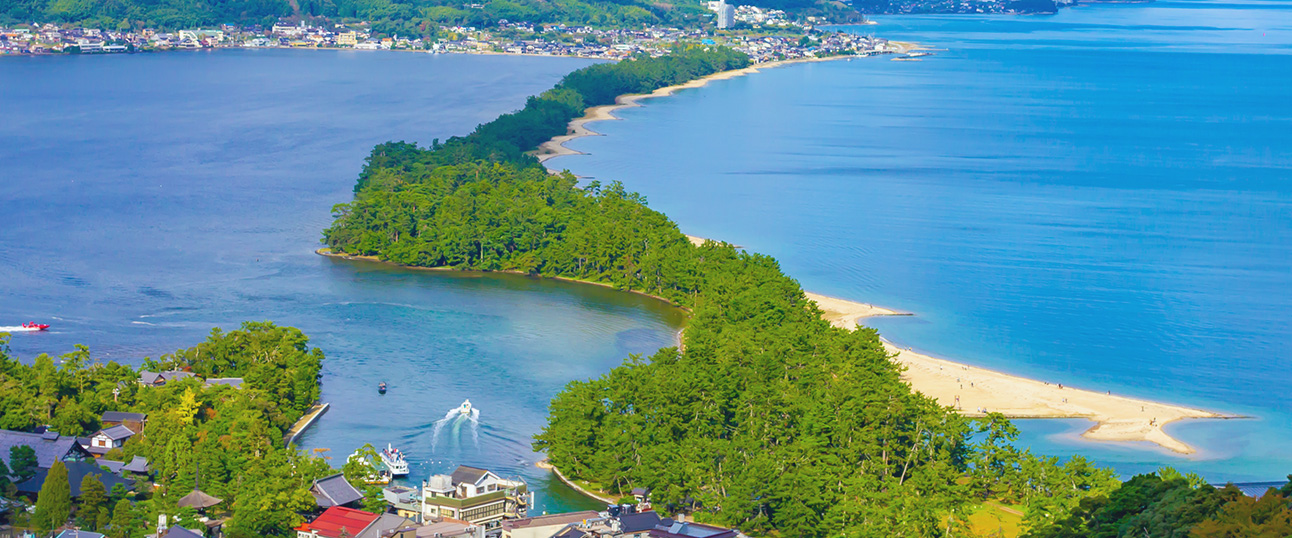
[321,47,1292,537]
[0,323,332,537]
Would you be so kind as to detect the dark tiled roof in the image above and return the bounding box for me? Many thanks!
[620,512,664,534]
[450,465,490,485]
[139,370,194,385]
[100,411,146,423]
[204,377,244,388]
[312,473,364,508]
[0,429,90,469]
[17,461,134,496]
[650,522,737,538]
[159,527,205,538]
[122,456,150,473]
[355,513,415,538]
[98,425,135,441]
[177,489,223,509]
[100,460,126,474]
[631,487,650,496]
[553,524,591,538]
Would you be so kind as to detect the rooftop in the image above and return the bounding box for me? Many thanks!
[298,506,381,538]
[502,510,600,531]
[312,473,365,508]
[0,429,90,469]
[101,411,147,423]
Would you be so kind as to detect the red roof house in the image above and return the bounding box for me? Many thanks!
[295,506,381,538]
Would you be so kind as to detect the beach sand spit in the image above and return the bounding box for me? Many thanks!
[535,56,851,163]
[806,292,1233,455]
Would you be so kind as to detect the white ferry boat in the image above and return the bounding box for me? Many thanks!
[379,443,410,476]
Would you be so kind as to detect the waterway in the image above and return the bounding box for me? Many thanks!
[0,49,683,513]
[545,0,1292,481]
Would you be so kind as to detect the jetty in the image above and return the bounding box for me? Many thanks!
[283,402,330,447]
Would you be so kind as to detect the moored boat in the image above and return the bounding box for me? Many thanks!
[379,443,410,476]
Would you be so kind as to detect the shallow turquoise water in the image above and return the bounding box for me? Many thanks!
[0,49,680,513]
[545,0,1292,481]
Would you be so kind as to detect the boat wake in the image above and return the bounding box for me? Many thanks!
[430,399,480,452]
[0,325,46,333]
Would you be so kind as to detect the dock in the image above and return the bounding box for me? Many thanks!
[283,402,330,447]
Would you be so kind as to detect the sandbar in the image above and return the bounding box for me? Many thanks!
[534,55,855,163]
[805,292,1232,455]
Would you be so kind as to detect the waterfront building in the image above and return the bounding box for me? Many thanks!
[420,466,532,531]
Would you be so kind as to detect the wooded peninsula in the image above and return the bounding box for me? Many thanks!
[318,47,1292,536]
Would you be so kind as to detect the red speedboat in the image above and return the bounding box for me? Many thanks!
[21,322,49,331]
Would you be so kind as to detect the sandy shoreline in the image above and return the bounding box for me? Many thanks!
[804,289,1233,455]
[534,55,858,163]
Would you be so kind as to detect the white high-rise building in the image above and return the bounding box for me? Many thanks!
[716,0,735,29]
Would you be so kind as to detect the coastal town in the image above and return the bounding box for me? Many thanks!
[0,411,742,538]
[0,11,895,61]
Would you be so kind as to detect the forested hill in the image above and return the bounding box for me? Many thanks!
[321,49,1292,536]
[0,0,860,33]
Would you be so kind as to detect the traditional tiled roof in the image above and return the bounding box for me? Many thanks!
[620,512,665,534]
[159,527,204,538]
[311,473,364,508]
[177,489,223,509]
[97,425,135,441]
[354,513,415,538]
[122,455,150,473]
[296,506,381,538]
[649,521,738,538]
[204,377,243,388]
[100,411,147,423]
[17,461,134,497]
[138,370,194,385]
[0,429,91,469]
[100,459,126,475]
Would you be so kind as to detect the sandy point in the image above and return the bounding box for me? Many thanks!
[804,291,1237,455]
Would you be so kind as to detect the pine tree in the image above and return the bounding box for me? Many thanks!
[96,507,111,533]
[79,474,108,529]
[8,445,38,482]
[34,461,73,535]
[108,499,136,538]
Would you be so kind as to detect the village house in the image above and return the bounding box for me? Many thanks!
[16,461,134,499]
[420,466,531,531]
[81,424,135,455]
[101,411,147,433]
[139,370,194,386]
[0,429,93,470]
[296,506,381,538]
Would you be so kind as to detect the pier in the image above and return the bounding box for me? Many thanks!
[283,402,330,447]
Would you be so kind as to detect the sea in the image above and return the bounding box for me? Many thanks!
[545,0,1292,481]
[0,49,682,513]
[0,0,1288,517]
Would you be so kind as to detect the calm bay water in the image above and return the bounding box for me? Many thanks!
[546,0,1292,481]
[0,49,685,513]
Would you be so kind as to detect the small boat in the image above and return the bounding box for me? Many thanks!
[379,443,410,476]
[378,382,387,394]
[1,322,50,332]
[457,399,473,416]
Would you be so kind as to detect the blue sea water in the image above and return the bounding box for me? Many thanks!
[545,0,1292,481]
[0,49,683,513]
